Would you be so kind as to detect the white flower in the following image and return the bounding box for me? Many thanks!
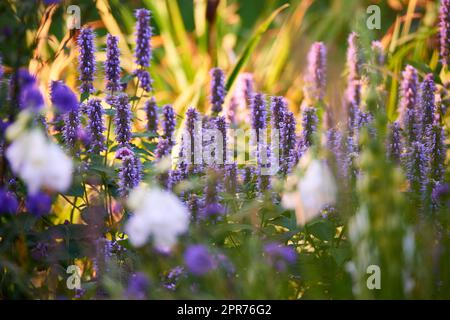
[6,129,73,194]
[282,159,337,225]
[125,185,190,251]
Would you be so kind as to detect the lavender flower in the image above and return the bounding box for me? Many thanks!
[86,98,105,153]
[62,109,80,150]
[50,81,79,114]
[134,9,153,92]
[264,242,297,272]
[297,106,318,159]
[405,141,428,195]
[20,84,44,111]
[428,121,446,185]
[184,245,215,276]
[210,68,226,114]
[116,147,141,197]
[250,93,267,143]
[282,111,297,173]
[134,9,152,68]
[270,96,287,131]
[145,97,158,135]
[432,183,450,208]
[162,104,176,143]
[155,138,171,160]
[398,65,419,145]
[387,121,402,164]
[440,0,450,66]
[105,34,121,94]
[135,69,152,93]
[345,33,363,133]
[215,116,227,164]
[114,93,132,147]
[0,189,18,215]
[125,272,150,300]
[77,27,96,94]
[419,74,436,138]
[327,127,344,171]
[303,42,327,104]
[201,202,226,218]
[26,192,52,217]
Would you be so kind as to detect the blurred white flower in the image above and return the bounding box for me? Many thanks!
[6,128,73,194]
[282,159,337,225]
[125,185,190,251]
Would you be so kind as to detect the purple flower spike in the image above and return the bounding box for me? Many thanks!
[134,9,152,68]
[419,74,436,138]
[125,272,150,300]
[270,96,287,131]
[116,147,141,197]
[405,141,428,195]
[113,93,132,147]
[145,97,158,135]
[282,110,297,173]
[387,121,402,164]
[26,192,52,217]
[77,27,96,95]
[105,34,122,94]
[162,104,176,143]
[303,42,327,104]
[50,81,79,114]
[184,245,215,276]
[346,32,363,82]
[297,106,318,160]
[429,121,446,185]
[86,98,105,153]
[264,242,297,272]
[215,116,227,164]
[62,109,80,150]
[210,68,226,114]
[250,93,267,143]
[134,9,153,92]
[398,65,419,144]
[440,0,450,66]
[155,138,172,160]
[0,189,18,215]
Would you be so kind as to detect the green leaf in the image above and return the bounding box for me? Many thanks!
[225,3,289,91]
[307,220,334,242]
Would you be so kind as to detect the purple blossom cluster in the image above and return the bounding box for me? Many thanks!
[77,27,96,95]
[134,8,153,92]
[105,34,122,94]
[116,147,141,197]
[114,93,132,147]
[145,97,158,135]
[86,98,105,153]
[210,68,226,114]
[440,0,450,67]
[303,42,327,104]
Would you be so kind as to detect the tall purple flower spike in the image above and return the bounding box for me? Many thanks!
[215,116,227,164]
[116,147,141,197]
[77,27,96,95]
[105,34,122,94]
[345,32,363,134]
[134,8,153,92]
[210,68,226,114]
[62,109,80,150]
[419,74,436,139]
[404,141,429,195]
[387,121,402,164]
[398,65,419,146]
[114,93,132,147]
[282,110,297,174]
[86,98,105,153]
[440,0,450,67]
[145,97,158,135]
[162,104,176,144]
[303,42,327,104]
[297,106,318,160]
[428,120,446,186]
[250,93,267,144]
